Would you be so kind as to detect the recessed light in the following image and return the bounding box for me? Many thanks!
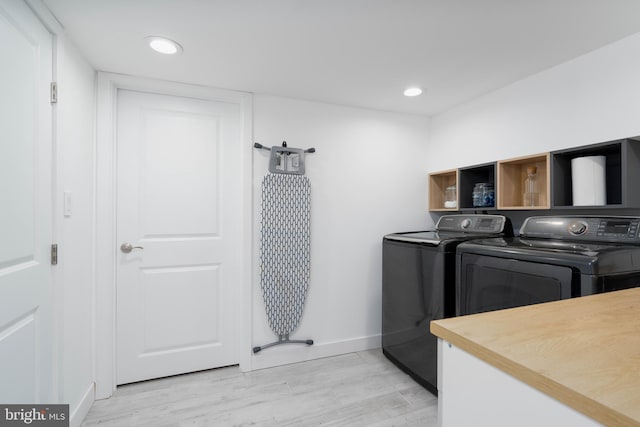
[404,87,422,97]
[146,36,183,55]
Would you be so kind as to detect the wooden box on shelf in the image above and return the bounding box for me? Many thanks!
[551,138,640,209]
[429,169,458,211]
[497,153,550,210]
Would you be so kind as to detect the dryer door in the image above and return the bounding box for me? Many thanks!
[457,253,574,316]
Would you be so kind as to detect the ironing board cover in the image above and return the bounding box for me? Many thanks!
[260,173,311,335]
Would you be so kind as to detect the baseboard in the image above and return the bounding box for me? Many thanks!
[248,334,381,371]
[69,383,94,427]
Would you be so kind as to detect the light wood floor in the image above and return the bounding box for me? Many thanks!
[81,349,437,426]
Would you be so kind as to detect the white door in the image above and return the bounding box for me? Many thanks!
[0,0,54,403]
[116,89,242,384]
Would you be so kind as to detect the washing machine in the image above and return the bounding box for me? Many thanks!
[382,214,511,395]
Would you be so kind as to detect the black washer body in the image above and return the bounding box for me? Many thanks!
[382,223,508,395]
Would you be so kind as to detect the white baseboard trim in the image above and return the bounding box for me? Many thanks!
[248,334,381,371]
[69,383,95,427]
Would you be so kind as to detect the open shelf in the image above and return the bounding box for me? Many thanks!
[497,153,550,210]
[551,138,640,209]
[458,162,496,211]
[429,169,458,211]
[427,135,640,213]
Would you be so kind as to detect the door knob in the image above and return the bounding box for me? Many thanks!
[120,243,144,253]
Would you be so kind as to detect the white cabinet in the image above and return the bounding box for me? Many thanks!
[437,339,602,427]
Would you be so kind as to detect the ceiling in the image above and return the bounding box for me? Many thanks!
[43,0,640,116]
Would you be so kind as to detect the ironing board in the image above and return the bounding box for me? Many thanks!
[253,142,314,353]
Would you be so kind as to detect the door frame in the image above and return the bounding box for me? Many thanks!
[95,72,253,399]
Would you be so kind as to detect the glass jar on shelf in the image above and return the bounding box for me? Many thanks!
[444,185,457,209]
[473,183,494,207]
[472,183,484,207]
[482,183,495,207]
[523,166,539,207]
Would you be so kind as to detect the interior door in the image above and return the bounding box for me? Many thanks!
[0,0,54,403]
[116,89,242,385]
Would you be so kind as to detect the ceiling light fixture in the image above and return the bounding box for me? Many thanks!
[146,36,183,55]
[404,87,423,97]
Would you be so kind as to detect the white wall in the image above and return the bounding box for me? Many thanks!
[428,32,640,172]
[250,95,430,368]
[28,0,97,423]
[56,35,96,425]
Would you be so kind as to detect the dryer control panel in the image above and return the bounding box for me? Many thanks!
[520,216,640,243]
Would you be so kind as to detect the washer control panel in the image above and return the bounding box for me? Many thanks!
[521,216,640,242]
[436,214,506,233]
[596,218,640,239]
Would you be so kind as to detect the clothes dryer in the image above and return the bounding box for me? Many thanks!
[456,216,640,316]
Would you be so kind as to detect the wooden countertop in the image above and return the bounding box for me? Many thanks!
[431,288,640,427]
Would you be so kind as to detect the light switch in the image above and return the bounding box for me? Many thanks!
[64,191,72,217]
